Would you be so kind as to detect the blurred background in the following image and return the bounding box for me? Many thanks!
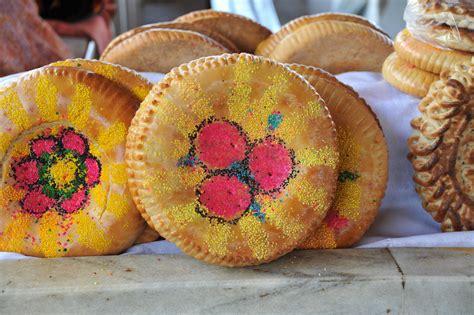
[50,0,408,57]
[1,0,406,76]
[116,0,405,37]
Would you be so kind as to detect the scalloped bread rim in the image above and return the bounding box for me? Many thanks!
[101,21,239,59]
[256,13,390,57]
[50,58,153,101]
[382,52,439,98]
[264,21,393,74]
[287,64,388,248]
[407,58,474,231]
[100,29,230,72]
[125,53,338,267]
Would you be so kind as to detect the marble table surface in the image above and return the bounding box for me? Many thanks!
[0,248,472,314]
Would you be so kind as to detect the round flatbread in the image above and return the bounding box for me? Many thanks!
[100,29,229,73]
[101,21,239,57]
[51,58,153,101]
[261,21,393,74]
[126,53,339,266]
[175,10,271,53]
[0,66,146,257]
[394,29,472,74]
[408,58,474,231]
[383,52,439,98]
[256,13,389,57]
[288,64,388,248]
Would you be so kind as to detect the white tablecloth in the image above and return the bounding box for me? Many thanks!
[0,70,472,260]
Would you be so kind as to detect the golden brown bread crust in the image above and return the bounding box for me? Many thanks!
[100,29,229,73]
[256,13,389,56]
[261,21,393,74]
[101,21,239,58]
[125,53,339,266]
[175,9,272,53]
[408,58,474,231]
[394,29,472,74]
[134,226,161,244]
[383,52,439,98]
[288,64,388,248]
[0,66,146,257]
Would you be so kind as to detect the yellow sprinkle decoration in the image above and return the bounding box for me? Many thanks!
[90,185,107,209]
[239,215,271,260]
[304,222,337,249]
[97,121,127,151]
[75,210,111,251]
[110,163,128,185]
[36,75,59,121]
[288,178,327,210]
[0,132,12,156]
[38,211,64,258]
[206,222,231,257]
[95,63,117,80]
[0,213,32,252]
[296,146,338,169]
[106,192,129,219]
[337,127,361,171]
[228,59,257,125]
[334,181,362,221]
[0,90,32,131]
[49,157,78,188]
[0,185,24,207]
[132,85,151,100]
[263,197,304,240]
[177,167,206,188]
[166,201,200,226]
[68,83,92,130]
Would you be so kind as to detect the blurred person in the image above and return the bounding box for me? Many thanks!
[38,0,116,54]
[0,0,72,76]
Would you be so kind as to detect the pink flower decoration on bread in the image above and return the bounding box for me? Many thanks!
[12,128,101,216]
[178,117,297,223]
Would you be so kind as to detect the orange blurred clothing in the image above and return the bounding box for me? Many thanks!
[0,0,72,76]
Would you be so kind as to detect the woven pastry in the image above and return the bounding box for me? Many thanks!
[258,21,393,74]
[408,58,474,231]
[175,10,271,53]
[126,54,339,266]
[0,66,146,257]
[289,64,388,248]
